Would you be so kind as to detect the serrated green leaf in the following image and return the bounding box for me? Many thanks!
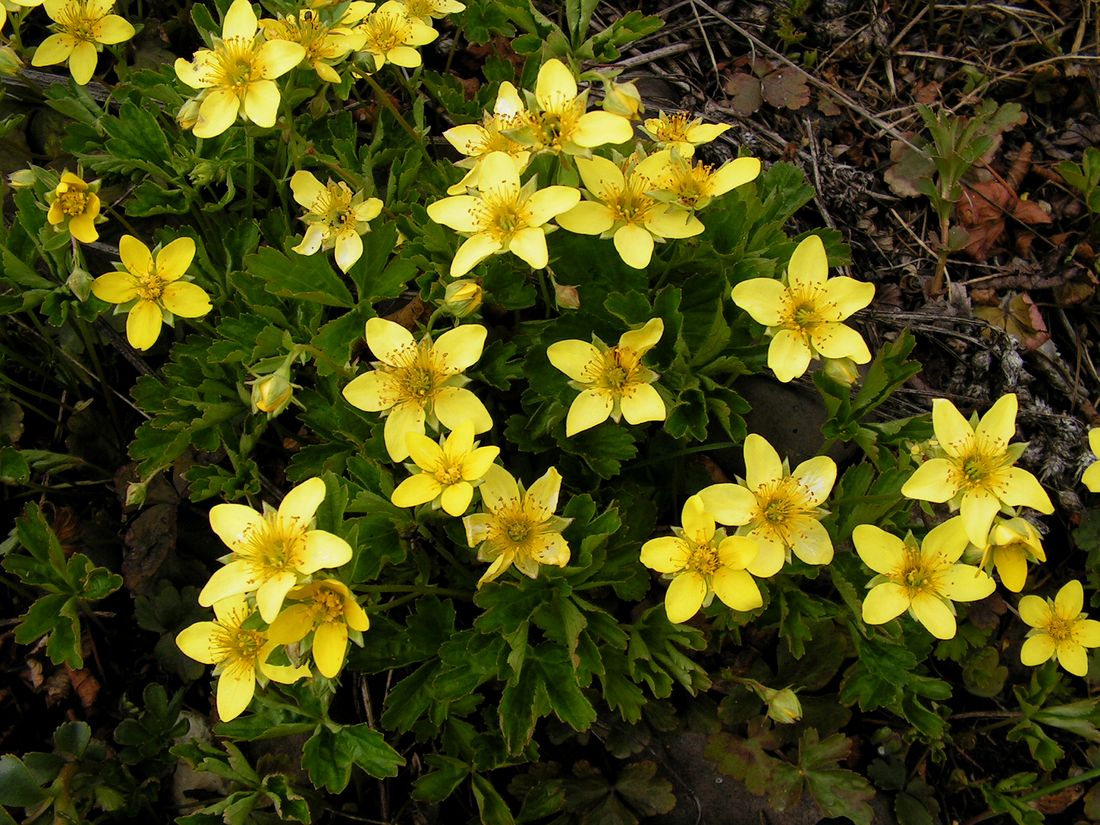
[246,246,354,307]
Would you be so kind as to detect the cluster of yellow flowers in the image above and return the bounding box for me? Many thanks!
[176,478,366,719]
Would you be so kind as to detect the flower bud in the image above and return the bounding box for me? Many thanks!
[8,169,36,189]
[554,282,580,310]
[443,279,483,317]
[177,97,202,131]
[250,367,294,415]
[603,79,644,120]
[67,267,94,301]
[0,45,23,77]
[762,686,802,724]
[822,356,859,386]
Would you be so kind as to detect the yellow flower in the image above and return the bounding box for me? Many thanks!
[391,421,500,516]
[267,579,369,678]
[731,234,875,383]
[556,153,703,270]
[31,0,134,85]
[399,0,465,21]
[641,111,730,157]
[174,0,306,138]
[427,151,580,277]
[176,594,311,721]
[1083,428,1100,492]
[463,465,572,586]
[978,516,1045,593]
[443,81,530,195]
[547,318,666,436]
[901,394,1054,547]
[199,477,354,623]
[257,4,371,83]
[46,170,101,244]
[290,171,383,272]
[698,433,836,577]
[342,318,492,461]
[855,519,995,639]
[355,0,437,71]
[90,235,212,351]
[645,148,761,212]
[640,495,761,624]
[513,58,634,156]
[1019,580,1100,676]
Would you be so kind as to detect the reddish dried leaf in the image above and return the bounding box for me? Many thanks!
[65,665,101,712]
[973,292,1050,351]
[761,68,810,110]
[884,137,935,198]
[724,72,763,116]
[957,180,1051,260]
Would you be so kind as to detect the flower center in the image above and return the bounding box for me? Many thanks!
[315,588,345,622]
[899,548,940,597]
[56,2,101,41]
[211,37,261,91]
[654,113,691,143]
[1046,613,1075,643]
[134,272,166,301]
[58,189,88,217]
[436,461,464,485]
[477,186,532,240]
[240,513,309,575]
[310,183,356,228]
[362,11,409,53]
[685,539,720,576]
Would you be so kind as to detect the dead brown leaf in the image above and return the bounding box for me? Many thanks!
[724,72,763,116]
[973,292,1050,351]
[65,665,101,712]
[884,136,935,198]
[956,179,1052,260]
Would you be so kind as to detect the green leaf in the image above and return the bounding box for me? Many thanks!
[472,772,516,825]
[798,730,876,825]
[302,724,404,793]
[499,658,546,755]
[613,761,676,816]
[246,246,354,307]
[53,721,91,758]
[104,101,172,164]
[0,445,28,485]
[13,593,69,645]
[412,755,470,802]
[0,755,48,807]
[346,225,416,302]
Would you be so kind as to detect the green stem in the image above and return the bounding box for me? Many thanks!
[1019,765,1100,803]
[245,131,255,220]
[357,584,471,599]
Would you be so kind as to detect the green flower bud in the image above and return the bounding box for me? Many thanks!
[443,279,483,317]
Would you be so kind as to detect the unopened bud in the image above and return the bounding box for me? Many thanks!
[762,686,802,724]
[554,282,580,310]
[822,356,859,386]
[0,45,23,76]
[443,280,483,317]
[603,80,644,120]
[250,367,294,415]
[67,267,94,301]
[8,169,36,189]
[177,97,202,131]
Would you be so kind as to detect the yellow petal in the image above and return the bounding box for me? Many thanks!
[526,185,581,227]
[640,536,688,573]
[810,322,870,362]
[479,464,519,513]
[643,205,703,239]
[344,597,370,632]
[565,388,613,435]
[696,483,755,526]
[620,382,665,425]
[717,534,758,570]
[365,317,415,364]
[853,524,905,575]
[910,592,956,639]
[709,157,761,195]
[712,568,762,611]
[343,370,397,412]
[976,393,1017,446]
[198,561,254,606]
[1077,619,1100,648]
[684,122,731,143]
[746,534,786,577]
[334,231,363,273]
[573,110,634,147]
[392,472,443,507]
[665,571,707,623]
[96,15,135,44]
[823,276,875,318]
[256,39,306,78]
[743,433,781,490]
[530,531,569,567]
[862,582,909,625]
[1091,427,1100,458]
[31,33,74,67]
[1056,580,1084,618]
[68,40,99,84]
[427,195,482,232]
[575,155,624,199]
[1057,643,1089,677]
[256,570,298,622]
[681,495,714,542]
[1018,595,1053,628]
[126,300,163,350]
[451,233,502,276]
[613,222,654,269]
[267,604,314,644]
[922,515,970,563]
[556,201,615,235]
[313,620,348,678]
[1082,460,1100,493]
[406,431,443,471]
[939,564,995,602]
[993,546,1028,592]
[161,282,211,318]
[791,455,836,505]
[175,622,222,664]
[440,481,473,516]
[387,46,423,68]
[787,516,833,565]
[730,278,785,327]
[384,402,426,461]
[478,151,521,191]
[535,58,577,111]
[69,213,99,243]
[91,272,138,304]
[301,530,353,572]
[194,89,241,139]
[209,503,264,552]
[120,235,153,277]
[444,124,488,155]
[155,237,196,282]
[1001,468,1053,513]
[508,226,549,269]
[931,398,973,458]
[960,489,1000,546]
[461,446,499,481]
[767,328,812,383]
[525,466,562,522]
[175,57,204,89]
[279,477,325,525]
[242,78,280,128]
[433,386,492,433]
[223,0,258,39]
[216,666,256,721]
[901,458,956,503]
[1020,633,1056,666]
[464,512,493,546]
[547,339,600,382]
[432,323,488,373]
[619,318,663,354]
[786,235,827,289]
